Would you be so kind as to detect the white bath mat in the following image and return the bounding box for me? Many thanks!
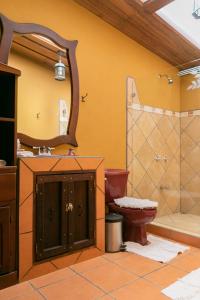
[125,234,189,263]
[162,268,200,299]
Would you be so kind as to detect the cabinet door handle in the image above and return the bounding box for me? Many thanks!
[68,202,73,212]
[65,203,73,212]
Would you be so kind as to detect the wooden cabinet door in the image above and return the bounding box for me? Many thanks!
[68,173,95,251]
[0,201,15,275]
[36,175,68,261]
[35,172,96,261]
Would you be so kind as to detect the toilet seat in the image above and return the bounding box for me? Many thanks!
[114,197,158,209]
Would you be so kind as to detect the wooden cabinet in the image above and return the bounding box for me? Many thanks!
[0,168,17,288]
[0,200,16,275]
[0,64,20,166]
[0,64,20,288]
[35,172,95,261]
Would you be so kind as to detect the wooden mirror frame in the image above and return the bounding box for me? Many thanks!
[0,14,79,147]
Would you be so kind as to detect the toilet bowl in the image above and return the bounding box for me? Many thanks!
[105,169,157,246]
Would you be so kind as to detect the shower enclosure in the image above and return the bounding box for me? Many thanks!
[126,73,200,237]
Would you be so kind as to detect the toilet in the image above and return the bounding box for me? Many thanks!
[105,169,157,246]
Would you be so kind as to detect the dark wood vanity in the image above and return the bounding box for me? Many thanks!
[18,157,105,282]
[35,172,95,261]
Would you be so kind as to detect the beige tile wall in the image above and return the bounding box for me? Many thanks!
[181,115,200,214]
[126,77,200,220]
[127,107,180,217]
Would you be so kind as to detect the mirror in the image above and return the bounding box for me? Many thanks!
[0,14,79,147]
[10,33,71,140]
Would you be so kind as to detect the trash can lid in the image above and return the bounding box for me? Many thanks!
[105,213,123,223]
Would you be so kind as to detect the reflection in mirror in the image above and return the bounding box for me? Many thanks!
[8,33,71,140]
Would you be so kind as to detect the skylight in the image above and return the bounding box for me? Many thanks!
[157,0,200,49]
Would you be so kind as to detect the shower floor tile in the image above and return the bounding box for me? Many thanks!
[153,213,200,237]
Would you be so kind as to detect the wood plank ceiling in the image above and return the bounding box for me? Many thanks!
[73,0,200,69]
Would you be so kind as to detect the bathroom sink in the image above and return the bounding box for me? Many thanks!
[34,154,67,158]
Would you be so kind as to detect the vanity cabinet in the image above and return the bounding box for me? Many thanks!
[35,172,95,261]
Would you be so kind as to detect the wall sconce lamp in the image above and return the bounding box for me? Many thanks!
[55,50,66,81]
[159,74,173,84]
[193,0,200,19]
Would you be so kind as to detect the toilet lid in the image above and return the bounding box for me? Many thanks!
[114,197,158,209]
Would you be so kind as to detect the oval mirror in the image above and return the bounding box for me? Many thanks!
[0,14,79,147]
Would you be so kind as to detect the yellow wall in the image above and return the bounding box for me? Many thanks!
[180,75,200,111]
[0,0,180,167]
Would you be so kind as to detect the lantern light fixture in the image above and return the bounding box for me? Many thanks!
[55,50,66,81]
[193,0,200,19]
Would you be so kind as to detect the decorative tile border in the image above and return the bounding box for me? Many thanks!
[128,103,180,117]
[180,110,200,117]
[128,103,200,118]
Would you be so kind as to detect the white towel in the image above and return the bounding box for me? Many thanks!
[181,268,200,288]
[162,268,200,299]
[126,235,189,263]
[162,280,200,300]
[114,197,158,209]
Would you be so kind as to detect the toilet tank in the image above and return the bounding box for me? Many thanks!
[105,169,129,203]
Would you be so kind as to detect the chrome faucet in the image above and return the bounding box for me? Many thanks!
[47,147,55,155]
[33,146,55,156]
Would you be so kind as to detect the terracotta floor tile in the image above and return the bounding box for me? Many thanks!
[97,295,115,299]
[188,246,200,255]
[0,282,34,300]
[11,290,44,300]
[110,278,169,300]
[144,265,187,288]
[30,267,76,288]
[70,256,107,274]
[40,274,104,300]
[170,252,200,272]
[103,252,131,261]
[115,253,163,276]
[3,243,199,300]
[82,261,138,292]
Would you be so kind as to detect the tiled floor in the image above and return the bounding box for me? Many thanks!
[154,212,200,237]
[1,242,200,300]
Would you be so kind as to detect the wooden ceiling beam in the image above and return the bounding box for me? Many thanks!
[143,0,175,13]
[73,0,200,69]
